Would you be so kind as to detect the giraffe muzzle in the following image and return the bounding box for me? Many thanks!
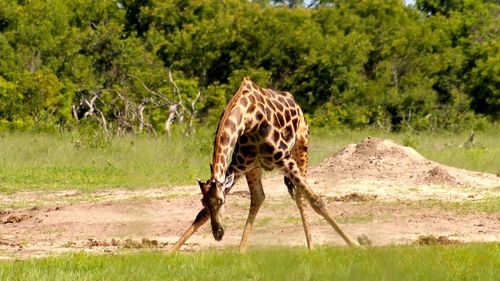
[212,223,225,241]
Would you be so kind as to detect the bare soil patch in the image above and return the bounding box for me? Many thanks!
[0,137,498,258]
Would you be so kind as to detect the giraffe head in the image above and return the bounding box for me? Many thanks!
[197,173,235,241]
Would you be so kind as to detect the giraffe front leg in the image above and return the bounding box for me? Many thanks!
[239,168,265,253]
[170,208,209,252]
[281,159,359,248]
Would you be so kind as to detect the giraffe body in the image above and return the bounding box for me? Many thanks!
[171,77,359,252]
[211,77,308,183]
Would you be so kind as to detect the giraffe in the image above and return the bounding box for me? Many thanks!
[170,77,359,252]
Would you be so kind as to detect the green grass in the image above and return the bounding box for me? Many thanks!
[0,244,498,280]
[0,128,499,193]
[410,131,500,175]
[0,129,215,192]
[410,197,500,214]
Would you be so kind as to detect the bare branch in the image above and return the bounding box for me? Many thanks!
[165,104,179,138]
[78,91,109,139]
[129,74,174,105]
[71,104,78,120]
[191,91,201,113]
[184,90,202,136]
[167,69,183,107]
[167,69,187,121]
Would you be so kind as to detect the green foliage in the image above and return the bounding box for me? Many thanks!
[0,0,498,132]
[0,244,499,280]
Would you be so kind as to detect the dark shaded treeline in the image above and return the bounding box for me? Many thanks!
[0,0,498,133]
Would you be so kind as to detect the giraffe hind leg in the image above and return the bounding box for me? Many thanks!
[290,127,313,248]
[284,176,295,199]
[294,188,313,249]
[280,158,359,248]
[239,168,265,253]
[284,164,313,249]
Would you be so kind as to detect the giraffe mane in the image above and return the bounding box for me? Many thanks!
[211,77,253,182]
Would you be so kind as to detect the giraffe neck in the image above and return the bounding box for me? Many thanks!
[211,79,253,182]
[211,121,240,183]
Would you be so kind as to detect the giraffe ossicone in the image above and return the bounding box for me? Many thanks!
[171,77,360,252]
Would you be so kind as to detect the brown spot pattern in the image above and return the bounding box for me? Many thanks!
[211,77,308,182]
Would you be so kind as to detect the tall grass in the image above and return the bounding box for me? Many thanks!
[0,244,498,281]
[0,128,214,192]
[413,131,500,175]
[0,128,499,193]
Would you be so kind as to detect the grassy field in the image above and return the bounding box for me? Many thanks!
[0,244,498,281]
[0,128,499,193]
[0,129,214,192]
[0,130,498,278]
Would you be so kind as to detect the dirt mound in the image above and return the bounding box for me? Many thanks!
[122,238,162,249]
[87,238,115,247]
[414,235,462,245]
[310,137,499,190]
[1,214,32,224]
[339,137,426,163]
[80,238,168,249]
[419,166,457,185]
[311,137,431,183]
[328,192,377,202]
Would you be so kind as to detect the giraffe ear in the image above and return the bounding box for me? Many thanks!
[222,173,235,191]
[197,179,208,195]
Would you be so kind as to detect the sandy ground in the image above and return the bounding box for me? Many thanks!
[0,137,499,258]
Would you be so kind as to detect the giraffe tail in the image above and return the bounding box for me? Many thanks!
[284,176,295,199]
